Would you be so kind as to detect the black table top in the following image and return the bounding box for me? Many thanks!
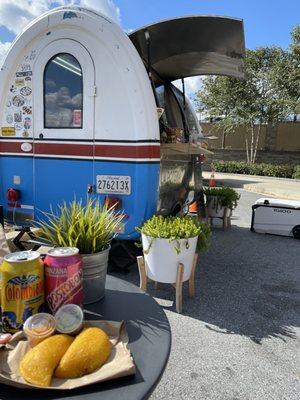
[0,275,171,400]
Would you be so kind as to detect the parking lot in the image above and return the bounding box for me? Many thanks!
[118,190,300,400]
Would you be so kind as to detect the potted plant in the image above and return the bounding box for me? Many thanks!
[38,198,124,304]
[137,215,210,283]
[204,187,240,218]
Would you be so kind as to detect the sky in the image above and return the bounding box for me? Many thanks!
[0,0,299,95]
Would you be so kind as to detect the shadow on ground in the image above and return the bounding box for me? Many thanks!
[112,225,300,345]
[203,177,262,189]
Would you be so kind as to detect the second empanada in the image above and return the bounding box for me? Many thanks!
[55,327,112,378]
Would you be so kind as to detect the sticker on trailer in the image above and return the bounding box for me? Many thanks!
[21,142,32,152]
[1,127,15,136]
[16,71,32,78]
[14,112,22,122]
[97,175,131,195]
[6,115,13,124]
[20,64,31,72]
[73,110,82,127]
[15,78,25,86]
[12,95,25,107]
[20,86,32,96]
[24,117,31,129]
[22,106,32,114]
[10,85,17,93]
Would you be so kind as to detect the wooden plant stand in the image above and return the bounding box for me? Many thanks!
[136,254,198,313]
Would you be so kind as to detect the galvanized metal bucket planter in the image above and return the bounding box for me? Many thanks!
[82,246,110,304]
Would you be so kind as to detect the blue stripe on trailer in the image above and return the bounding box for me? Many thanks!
[32,158,160,240]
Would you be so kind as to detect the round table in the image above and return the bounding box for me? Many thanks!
[0,275,171,400]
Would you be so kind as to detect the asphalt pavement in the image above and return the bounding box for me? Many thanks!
[115,190,300,400]
[202,172,300,201]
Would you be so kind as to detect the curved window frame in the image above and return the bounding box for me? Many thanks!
[43,52,83,129]
[33,39,95,140]
[170,84,202,134]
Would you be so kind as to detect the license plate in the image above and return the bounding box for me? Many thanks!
[96,175,131,195]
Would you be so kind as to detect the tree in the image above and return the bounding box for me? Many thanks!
[197,26,299,163]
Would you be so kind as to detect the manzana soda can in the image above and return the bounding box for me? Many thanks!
[44,247,83,314]
[0,251,44,333]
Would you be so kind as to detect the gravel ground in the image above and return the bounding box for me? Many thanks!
[113,190,300,400]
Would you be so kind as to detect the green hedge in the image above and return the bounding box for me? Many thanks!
[214,161,299,179]
[292,165,300,179]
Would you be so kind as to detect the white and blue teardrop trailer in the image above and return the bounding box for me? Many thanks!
[0,6,245,241]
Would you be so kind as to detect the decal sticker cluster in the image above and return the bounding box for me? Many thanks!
[1,52,34,138]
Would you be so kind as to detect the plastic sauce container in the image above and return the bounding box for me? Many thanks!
[23,313,56,347]
[54,304,84,335]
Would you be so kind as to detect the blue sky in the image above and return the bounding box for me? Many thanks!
[117,0,300,50]
[0,0,298,94]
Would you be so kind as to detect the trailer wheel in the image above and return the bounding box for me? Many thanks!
[292,225,300,239]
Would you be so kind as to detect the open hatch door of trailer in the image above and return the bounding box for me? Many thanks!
[130,15,245,218]
[129,15,245,81]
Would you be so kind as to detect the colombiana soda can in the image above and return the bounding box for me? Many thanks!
[0,251,44,333]
[44,247,83,314]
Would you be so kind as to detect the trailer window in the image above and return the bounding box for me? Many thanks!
[156,85,183,129]
[171,85,199,133]
[44,53,83,129]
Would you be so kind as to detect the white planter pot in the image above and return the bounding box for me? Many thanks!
[206,195,231,218]
[142,234,198,283]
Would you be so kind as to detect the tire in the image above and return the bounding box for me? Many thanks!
[292,225,300,239]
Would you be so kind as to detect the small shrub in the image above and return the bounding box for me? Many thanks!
[204,187,240,210]
[137,215,211,253]
[214,161,297,179]
[292,165,300,180]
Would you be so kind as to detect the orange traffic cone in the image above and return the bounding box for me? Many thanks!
[189,201,198,213]
[208,171,216,187]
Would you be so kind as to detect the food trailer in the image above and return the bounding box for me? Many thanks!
[0,6,245,241]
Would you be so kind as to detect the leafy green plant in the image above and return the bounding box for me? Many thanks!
[137,215,211,254]
[204,187,240,210]
[37,198,124,254]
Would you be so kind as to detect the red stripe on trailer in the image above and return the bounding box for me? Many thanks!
[0,141,33,153]
[35,143,93,157]
[0,141,160,159]
[94,144,160,159]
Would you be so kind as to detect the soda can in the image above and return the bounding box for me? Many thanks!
[44,247,83,314]
[0,251,44,333]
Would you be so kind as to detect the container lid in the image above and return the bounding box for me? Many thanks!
[23,313,56,337]
[255,198,300,209]
[55,304,84,334]
[4,251,40,263]
[47,247,79,257]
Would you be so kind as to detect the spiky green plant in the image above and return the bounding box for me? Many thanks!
[137,215,211,254]
[37,198,124,254]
